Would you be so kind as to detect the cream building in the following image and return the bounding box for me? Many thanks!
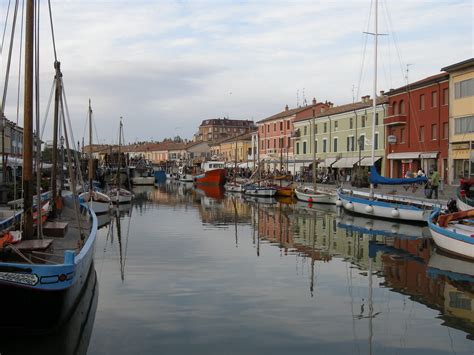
[442,58,474,184]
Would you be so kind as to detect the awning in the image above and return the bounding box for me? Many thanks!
[359,156,382,166]
[319,157,337,168]
[387,152,421,160]
[332,157,360,168]
[420,152,438,159]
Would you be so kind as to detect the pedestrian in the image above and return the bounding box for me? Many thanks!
[430,168,440,199]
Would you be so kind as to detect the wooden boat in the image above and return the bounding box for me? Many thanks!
[427,209,474,260]
[109,187,133,204]
[0,3,98,332]
[243,184,277,197]
[224,182,244,192]
[457,178,474,211]
[194,161,226,186]
[79,101,111,215]
[130,166,155,185]
[295,186,336,204]
[272,185,294,197]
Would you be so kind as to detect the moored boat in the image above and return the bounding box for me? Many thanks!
[457,178,474,211]
[427,209,474,260]
[194,161,226,186]
[79,190,111,215]
[243,184,277,197]
[224,182,244,192]
[295,186,336,204]
[109,187,134,204]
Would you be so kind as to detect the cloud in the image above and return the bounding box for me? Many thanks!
[0,0,471,142]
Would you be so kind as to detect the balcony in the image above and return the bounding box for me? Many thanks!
[384,114,407,126]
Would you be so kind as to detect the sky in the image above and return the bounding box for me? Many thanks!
[0,0,472,145]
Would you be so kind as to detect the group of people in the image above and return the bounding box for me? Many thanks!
[405,167,440,199]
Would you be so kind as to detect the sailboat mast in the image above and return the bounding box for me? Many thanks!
[369,0,378,196]
[312,109,316,191]
[88,99,93,193]
[23,0,34,239]
[116,117,122,186]
[51,61,61,215]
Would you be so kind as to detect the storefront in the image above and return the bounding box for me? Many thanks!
[386,152,422,178]
[451,146,474,183]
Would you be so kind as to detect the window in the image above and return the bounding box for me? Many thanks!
[273,123,276,131]
[400,100,405,114]
[455,78,474,99]
[288,137,291,147]
[304,126,307,135]
[431,124,437,140]
[392,101,398,115]
[267,125,269,132]
[280,121,283,131]
[400,127,405,143]
[287,121,290,129]
[454,115,474,134]
[349,117,353,129]
[374,132,379,150]
[361,115,366,128]
[303,141,307,154]
[432,91,437,108]
[419,126,424,142]
[314,140,318,153]
[375,113,379,125]
[443,122,449,139]
[314,124,318,134]
[348,136,355,151]
[333,138,338,153]
[359,135,365,151]
[323,139,327,153]
[296,142,300,154]
[324,123,327,133]
[273,138,276,148]
[420,94,425,110]
[334,121,338,130]
[443,88,449,105]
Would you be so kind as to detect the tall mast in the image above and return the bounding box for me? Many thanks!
[51,61,61,216]
[116,117,122,186]
[88,99,93,193]
[312,108,316,191]
[23,0,34,239]
[369,0,378,197]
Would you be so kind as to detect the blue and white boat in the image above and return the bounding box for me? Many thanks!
[427,209,474,260]
[337,168,435,223]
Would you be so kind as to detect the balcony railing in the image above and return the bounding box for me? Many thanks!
[384,114,407,126]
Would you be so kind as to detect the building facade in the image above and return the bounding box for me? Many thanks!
[257,99,331,170]
[195,118,255,143]
[441,58,474,184]
[293,96,387,180]
[384,73,449,179]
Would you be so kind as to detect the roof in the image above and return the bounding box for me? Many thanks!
[387,72,449,96]
[199,118,254,127]
[257,106,308,124]
[294,97,388,123]
[441,58,474,73]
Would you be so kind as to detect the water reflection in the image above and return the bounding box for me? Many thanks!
[91,182,473,353]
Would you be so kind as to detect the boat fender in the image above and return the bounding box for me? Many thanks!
[308,197,313,203]
[345,202,354,210]
[391,208,400,218]
[365,205,374,213]
[336,199,343,207]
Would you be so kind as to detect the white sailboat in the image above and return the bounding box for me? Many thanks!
[79,100,111,214]
[336,0,434,223]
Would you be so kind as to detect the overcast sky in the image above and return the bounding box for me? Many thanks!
[0,0,472,145]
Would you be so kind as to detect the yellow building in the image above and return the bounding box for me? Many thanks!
[442,58,474,184]
[210,132,254,164]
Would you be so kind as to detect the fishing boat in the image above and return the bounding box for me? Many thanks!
[0,3,98,332]
[243,184,277,197]
[457,178,474,211]
[129,162,155,185]
[427,209,474,260]
[194,161,226,186]
[178,166,194,182]
[79,101,111,214]
[337,0,434,223]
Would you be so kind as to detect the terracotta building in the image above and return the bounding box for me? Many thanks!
[195,118,255,143]
[384,73,449,179]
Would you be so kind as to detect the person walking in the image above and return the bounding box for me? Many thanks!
[430,168,440,199]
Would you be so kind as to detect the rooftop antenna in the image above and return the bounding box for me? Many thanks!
[302,88,307,106]
[352,85,357,103]
[405,64,412,85]
[296,89,300,108]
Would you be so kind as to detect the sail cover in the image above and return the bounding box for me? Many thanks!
[369,166,428,185]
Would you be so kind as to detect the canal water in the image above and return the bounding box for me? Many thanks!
[4,181,471,354]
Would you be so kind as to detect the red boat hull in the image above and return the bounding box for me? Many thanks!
[194,169,226,186]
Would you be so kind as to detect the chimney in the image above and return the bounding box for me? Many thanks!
[329,102,334,108]
[379,90,385,96]
[312,97,317,105]
[285,105,289,111]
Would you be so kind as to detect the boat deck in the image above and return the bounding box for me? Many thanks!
[447,221,474,237]
[0,205,92,265]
